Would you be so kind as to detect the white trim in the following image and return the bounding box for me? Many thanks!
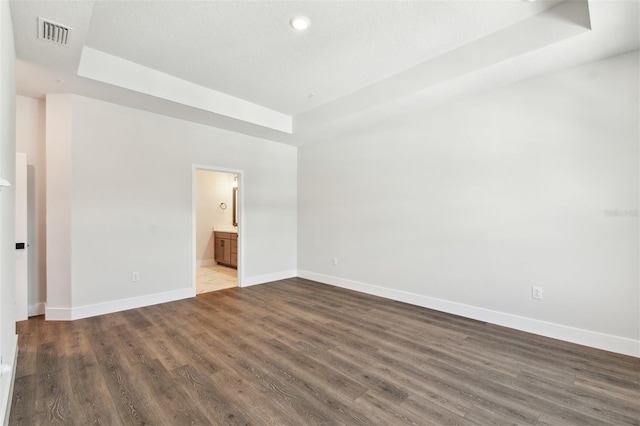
[1,335,18,426]
[44,287,194,321]
[297,270,640,358]
[243,270,297,287]
[44,305,71,321]
[197,258,216,267]
[28,302,45,317]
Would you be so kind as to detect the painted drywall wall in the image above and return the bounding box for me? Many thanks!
[45,94,296,318]
[15,96,46,316]
[298,51,639,355]
[45,95,73,315]
[0,0,17,421]
[195,170,236,265]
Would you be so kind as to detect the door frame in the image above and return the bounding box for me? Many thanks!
[191,164,244,294]
[15,152,27,321]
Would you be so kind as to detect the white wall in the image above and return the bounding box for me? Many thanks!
[45,94,72,315]
[0,0,17,421]
[298,51,640,356]
[195,170,236,264]
[15,96,46,316]
[45,94,296,319]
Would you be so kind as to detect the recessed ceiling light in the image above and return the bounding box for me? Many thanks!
[290,16,310,31]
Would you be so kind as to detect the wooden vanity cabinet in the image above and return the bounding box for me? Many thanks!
[214,232,237,269]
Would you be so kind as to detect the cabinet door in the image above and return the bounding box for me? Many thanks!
[230,239,238,267]
[223,238,231,264]
[215,237,226,263]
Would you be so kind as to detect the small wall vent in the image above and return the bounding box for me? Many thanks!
[38,17,71,46]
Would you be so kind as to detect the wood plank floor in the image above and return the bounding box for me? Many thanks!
[9,278,640,425]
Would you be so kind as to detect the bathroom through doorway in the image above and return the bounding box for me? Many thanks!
[194,169,239,294]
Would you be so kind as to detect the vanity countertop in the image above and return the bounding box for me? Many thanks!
[213,229,237,234]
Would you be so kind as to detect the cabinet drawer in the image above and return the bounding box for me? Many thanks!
[214,232,232,239]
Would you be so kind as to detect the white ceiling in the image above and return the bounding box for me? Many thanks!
[83,0,561,115]
[9,0,640,146]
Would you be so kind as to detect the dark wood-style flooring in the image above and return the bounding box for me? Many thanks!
[9,278,640,425]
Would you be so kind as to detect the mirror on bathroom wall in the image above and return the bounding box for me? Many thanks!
[232,187,238,227]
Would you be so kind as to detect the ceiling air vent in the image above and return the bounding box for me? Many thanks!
[38,17,71,46]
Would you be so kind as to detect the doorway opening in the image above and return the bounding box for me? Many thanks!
[194,168,240,294]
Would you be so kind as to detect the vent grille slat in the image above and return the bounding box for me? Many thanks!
[38,17,71,46]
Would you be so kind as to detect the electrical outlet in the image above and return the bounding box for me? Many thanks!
[131,272,140,282]
[331,257,338,267]
[532,286,543,300]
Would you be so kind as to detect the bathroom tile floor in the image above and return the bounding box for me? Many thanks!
[196,264,238,294]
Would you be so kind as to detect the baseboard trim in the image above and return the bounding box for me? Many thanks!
[28,302,45,317]
[1,335,18,426]
[197,258,216,267]
[242,269,297,288]
[45,287,195,321]
[297,270,640,358]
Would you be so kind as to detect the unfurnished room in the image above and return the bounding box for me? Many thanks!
[0,0,638,425]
